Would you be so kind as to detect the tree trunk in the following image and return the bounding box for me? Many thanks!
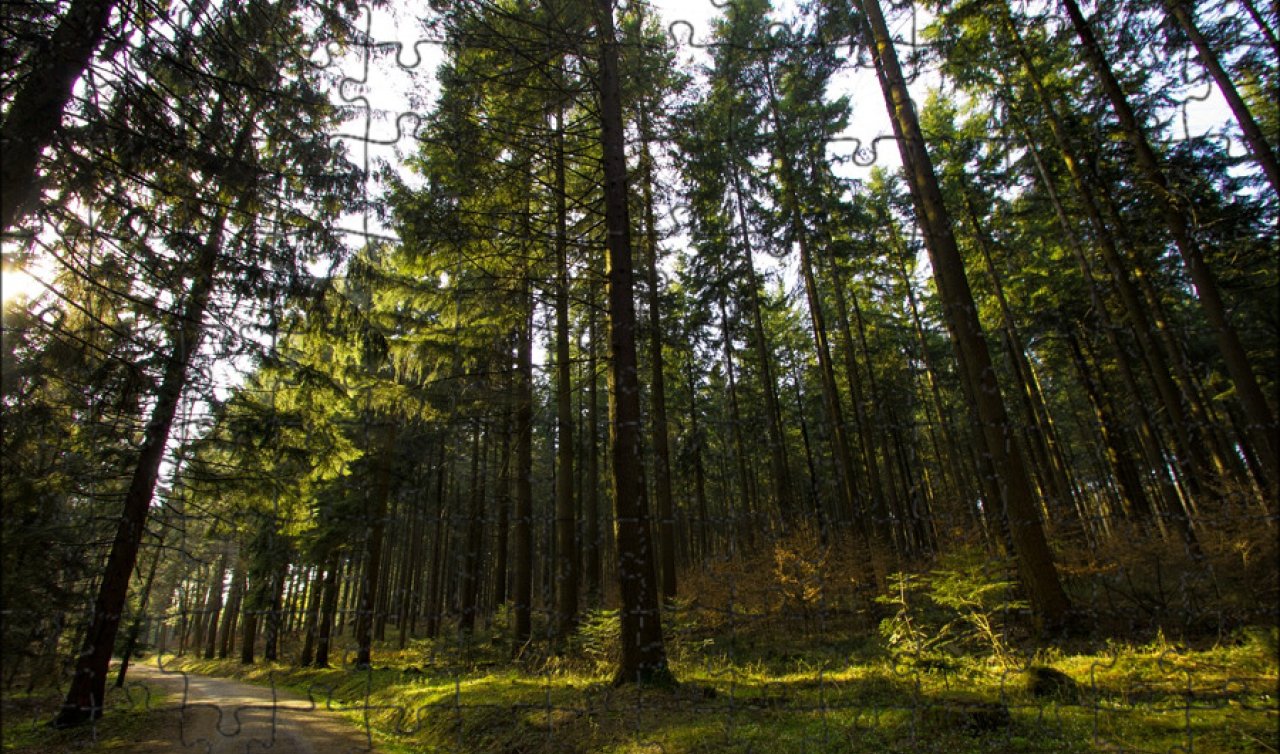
[300,565,323,665]
[54,201,228,727]
[764,63,861,534]
[262,561,286,662]
[0,0,120,231]
[585,276,603,606]
[114,534,165,688]
[1060,0,1279,493]
[595,0,670,685]
[425,449,450,639]
[858,0,1072,628]
[1065,327,1155,521]
[717,291,758,543]
[727,159,794,523]
[218,565,244,660]
[512,287,534,647]
[459,420,486,634]
[639,117,678,604]
[313,557,340,668]
[202,552,229,660]
[553,105,581,635]
[1007,103,1190,537]
[240,580,260,665]
[493,418,512,610]
[356,424,396,667]
[688,363,711,561]
[994,27,1216,525]
[1236,0,1280,58]
[1163,0,1280,195]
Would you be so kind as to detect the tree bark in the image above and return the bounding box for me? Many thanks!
[512,286,534,647]
[1060,0,1279,493]
[313,557,340,667]
[114,534,165,688]
[355,423,397,667]
[993,25,1218,519]
[727,158,795,523]
[1163,0,1280,195]
[638,118,678,605]
[54,200,228,727]
[595,0,670,685]
[858,0,1072,628]
[553,105,580,636]
[218,565,243,660]
[459,420,486,634]
[764,63,861,534]
[0,0,120,232]
[585,276,603,606]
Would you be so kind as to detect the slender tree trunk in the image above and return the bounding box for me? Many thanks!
[688,364,711,561]
[858,0,1071,628]
[1060,0,1279,492]
[513,286,534,648]
[262,561,286,662]
[596,0,670,685]
[313,557,340,668]
[54,200,228,727]
[425,448,449,640]
[300,566,323,665]
[1235,0,1280,57]
[553,106,580,636]
[218,565,243,660]
[1008,104,1190,535]
[459,420,486,634]
[114,534,165,688]
[639,119,678,604]
[493,416,512,610]
[202,552,228,660]
[1163,0,1280,195]
[964,192,1076,520]
[764,64,860,533]
[891,245,981,531]
[727,158,794,523]
[823,237,881,536]
[397,483,425,649]
[356,424,396,667]
[847,259,898,548]
[717,292,758,536]
[993,32,1217,515]
[1065,327,1155,521]
[0,0,120,231]
[585,278,603,606]
[240,579,260,665]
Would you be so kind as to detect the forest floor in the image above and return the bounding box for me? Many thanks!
[0,660,371,753]
[5,537,1276,752]
[3,621,1276,753]
[145,619,1277,754]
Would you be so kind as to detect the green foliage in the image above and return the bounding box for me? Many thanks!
[876,547,1029,670]
[568,608,620,674]
[154,622,1279,754]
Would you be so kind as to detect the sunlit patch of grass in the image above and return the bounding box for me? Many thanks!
[159,622,1277,753]
[1,680,178,753]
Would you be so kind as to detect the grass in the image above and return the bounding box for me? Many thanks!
[1,676,178,752]
[152,617,1278,754]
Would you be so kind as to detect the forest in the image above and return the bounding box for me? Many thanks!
[1,0,1277,751]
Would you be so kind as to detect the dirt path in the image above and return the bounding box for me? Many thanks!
[119,662,374,753]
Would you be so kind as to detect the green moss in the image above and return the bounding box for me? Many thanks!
[1,684,178,753]
[152,626,1277,754]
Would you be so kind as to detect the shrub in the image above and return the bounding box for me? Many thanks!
[875,546,1028,671]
